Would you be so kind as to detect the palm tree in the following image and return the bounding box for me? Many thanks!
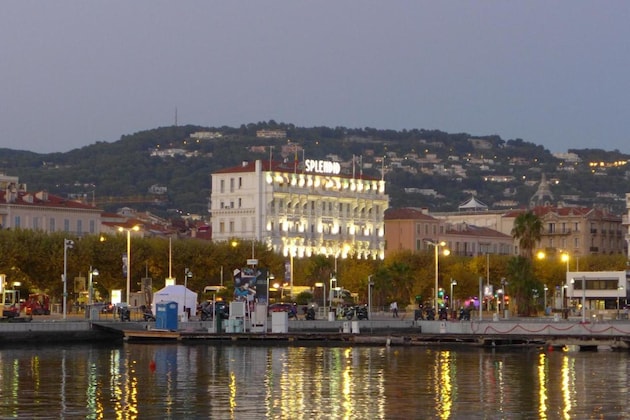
[511,211,543,259]
[509,211,543,315]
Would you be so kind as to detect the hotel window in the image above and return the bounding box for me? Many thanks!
[219,222,225,233]
[89,220,95,234]
[229,221,234,232]
[238,177,242,188]
[230,178,235,192]
[14,216,20,228]
[548,223,555,234]
[33,217,40,230]
[220,179,225,193]
[64,219,70,232]
[238,198,242,208]
[49,218,55,232]
[574,222,579,232]
[77,220,83,235]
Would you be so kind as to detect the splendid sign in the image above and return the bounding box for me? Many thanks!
[304,159,341,175]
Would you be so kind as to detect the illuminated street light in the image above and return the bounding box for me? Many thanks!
[501,277,509,319]
[450,279,457,311]
[425,240,449,314]
[184,268,193,319]
[118,225,140,305]
[88,266,99,306]
[63,238,74,320]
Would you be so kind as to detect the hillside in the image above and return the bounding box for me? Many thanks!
[1,122,629,218]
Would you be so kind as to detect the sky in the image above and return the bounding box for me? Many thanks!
[2,1,630,154]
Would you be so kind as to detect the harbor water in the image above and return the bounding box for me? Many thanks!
[1,342,629,419]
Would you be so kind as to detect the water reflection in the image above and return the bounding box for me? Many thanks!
[1,344,630,418]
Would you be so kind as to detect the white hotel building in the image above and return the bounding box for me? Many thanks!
[211,159,389,260]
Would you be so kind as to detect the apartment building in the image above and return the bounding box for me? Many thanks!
[384,207,513,257]
[0,174,101,236]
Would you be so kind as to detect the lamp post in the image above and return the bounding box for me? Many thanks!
[450,278,457,310]
[63,239,74,320]
[500,277,508,319]
[88,266,99,306]
[561,252,569,272]
[617,286,624,319]
[118,225,140,305]
[368,275,374,321]
[289,249,294,299]
[581,276,586,323]
[330,275,337,308]
[426,240,449,314]
[184,268,192,319]
[560,284,567,316]
[544,284,548,314]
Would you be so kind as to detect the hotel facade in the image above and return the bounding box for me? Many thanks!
[211,159,389,260]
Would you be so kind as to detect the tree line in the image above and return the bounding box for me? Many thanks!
[1,216,626,313]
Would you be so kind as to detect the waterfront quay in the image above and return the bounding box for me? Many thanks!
[3,311,630,350]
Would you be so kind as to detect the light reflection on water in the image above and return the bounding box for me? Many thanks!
[1,343,630,419]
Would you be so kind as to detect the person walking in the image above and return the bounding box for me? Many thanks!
[390,301,399,318]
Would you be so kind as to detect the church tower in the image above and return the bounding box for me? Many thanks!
[529,173,554,208]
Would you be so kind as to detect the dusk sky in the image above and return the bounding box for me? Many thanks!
[2,2,629,154]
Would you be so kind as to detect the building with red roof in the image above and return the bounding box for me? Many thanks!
[0,174,102,236]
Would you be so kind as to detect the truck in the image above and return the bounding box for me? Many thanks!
[21,293,51,315]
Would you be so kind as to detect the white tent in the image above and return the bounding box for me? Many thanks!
[152,284,198,317]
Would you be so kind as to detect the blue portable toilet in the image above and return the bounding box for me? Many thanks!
[156,301,178,330]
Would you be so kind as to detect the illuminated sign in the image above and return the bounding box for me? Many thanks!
[304,159,341,175]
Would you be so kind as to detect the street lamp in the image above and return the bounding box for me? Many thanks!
[367,275,374,321]
[544,284,548,314]
[425,240,449,314]
[63,239,74,320]
[561,252,570,272]
[118,225,140,305]
[500,277,508,319]
[450,278,457,309]
[617,286,624,319]
[571,276,587,323]
[184,268,192,319]
[88,266,99,306]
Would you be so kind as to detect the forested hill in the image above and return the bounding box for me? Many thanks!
[0,122,629,217]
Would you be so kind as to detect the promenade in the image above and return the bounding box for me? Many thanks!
[4,309,630,350]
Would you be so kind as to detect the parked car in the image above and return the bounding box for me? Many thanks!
[268,303,298,319]
[101,302,114,313]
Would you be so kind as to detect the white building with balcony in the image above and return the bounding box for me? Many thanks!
[211,159,389,260]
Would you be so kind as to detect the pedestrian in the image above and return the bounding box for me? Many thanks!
[390,301,399,318]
